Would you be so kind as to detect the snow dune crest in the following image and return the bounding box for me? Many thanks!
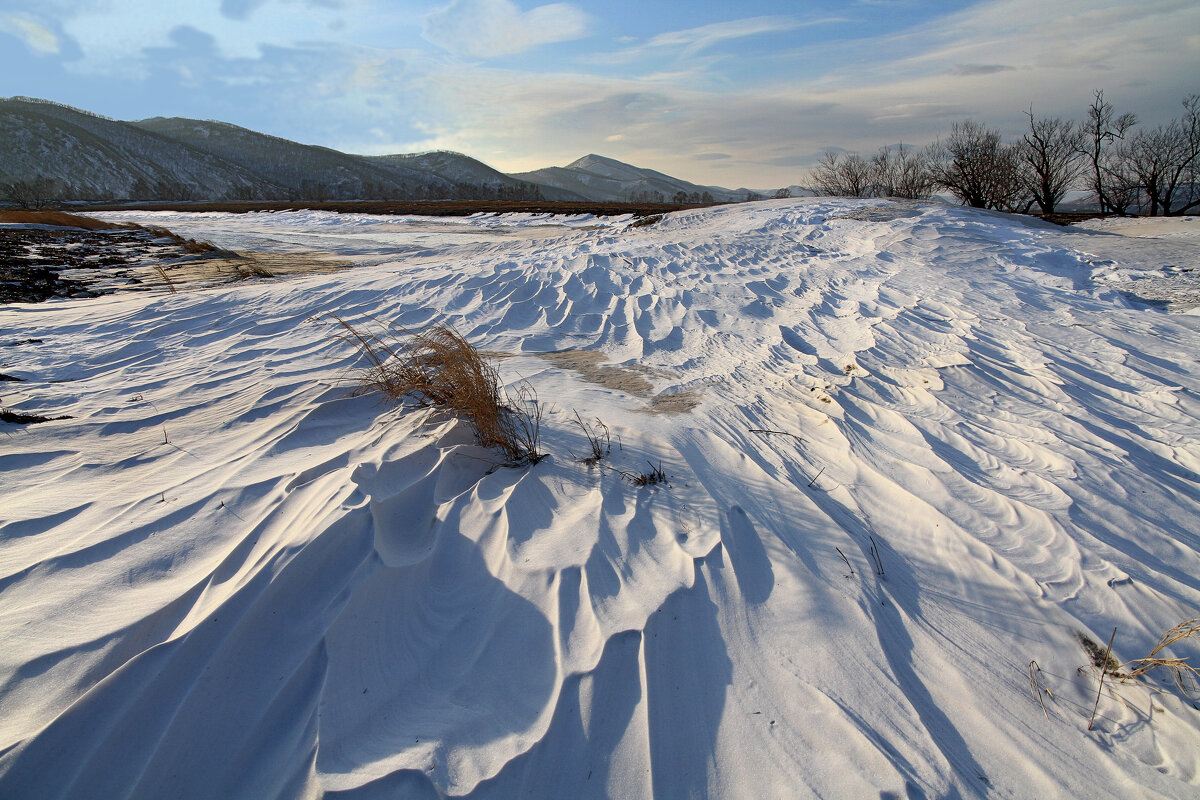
[2,199,1200,798]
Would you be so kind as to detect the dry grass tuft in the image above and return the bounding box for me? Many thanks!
[617,460,668,486]
[628,213,664,228]
[334,317,544,465]
[1119,619,1200,695]
[0,407,71,424]
[1077,631,1122,675]
[234,257,275,279]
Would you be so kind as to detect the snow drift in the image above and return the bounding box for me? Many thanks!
[2,200,1199,798]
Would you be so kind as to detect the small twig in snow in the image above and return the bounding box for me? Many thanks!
[807,466,826,488]
[835,547,854,576]
[868,535,885,577]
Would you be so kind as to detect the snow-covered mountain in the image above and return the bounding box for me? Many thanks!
[512,153,748,203]
[366,151,583,200]
[0,97,275,201]
[134,117,576,201]
[0,98,576,202]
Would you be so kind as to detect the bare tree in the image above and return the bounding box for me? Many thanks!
[927,120,1028,210]
[1186,95,1200,215]
[1121,94,1200,215]
[871,143,933,199]
[1080,90,1137,214]
[1123,97,1200,215]
[811,151,873,197]
[1122,127,1177,216]
[1020,108,1084,214]
[1102,157,1141,216]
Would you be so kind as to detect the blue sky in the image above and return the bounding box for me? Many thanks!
[2,0,1197,187]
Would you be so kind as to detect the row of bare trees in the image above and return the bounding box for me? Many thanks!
[811,90,1200,216]
[812,143,934,201]
[2,177,66,210]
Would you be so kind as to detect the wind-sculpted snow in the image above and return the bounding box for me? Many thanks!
[2,200,1200,798]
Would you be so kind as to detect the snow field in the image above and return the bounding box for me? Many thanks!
[2,199,1199,798]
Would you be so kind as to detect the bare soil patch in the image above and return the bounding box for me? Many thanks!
[536,350,655,395]
[533,349,699,414]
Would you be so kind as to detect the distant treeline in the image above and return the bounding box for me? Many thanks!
[812,90,1199,216]
[2,175,548,209]
[624,189,718,204]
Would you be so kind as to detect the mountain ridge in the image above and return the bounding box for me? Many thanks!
[1,97,748,205]
[513,152,749,203]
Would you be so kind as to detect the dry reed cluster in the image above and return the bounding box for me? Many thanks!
[334,318,543,465]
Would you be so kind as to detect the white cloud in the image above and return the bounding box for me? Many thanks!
[422,0,589,59]
[51,0,360,76]
[1,14,60,54]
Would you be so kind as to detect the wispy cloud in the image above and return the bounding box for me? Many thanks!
[219,0,349,21]
[1,13,60,54]
[646,15,844,58]
[422,0,589,59]
[948,63,1016,77]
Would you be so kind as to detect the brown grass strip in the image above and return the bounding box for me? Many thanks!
[0,209,123,230]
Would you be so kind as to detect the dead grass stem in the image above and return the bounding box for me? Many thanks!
[151,264,177,293]
[572,410,611,465]
[1089,627,1117,730]
[1028,660,1052,720]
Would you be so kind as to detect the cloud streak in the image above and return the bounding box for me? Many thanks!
[423,0,589,58]
[647,15,845,57]
[948,63,1016,77]
[1,13,60,54]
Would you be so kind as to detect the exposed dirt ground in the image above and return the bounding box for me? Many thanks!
[0,210,348,304]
